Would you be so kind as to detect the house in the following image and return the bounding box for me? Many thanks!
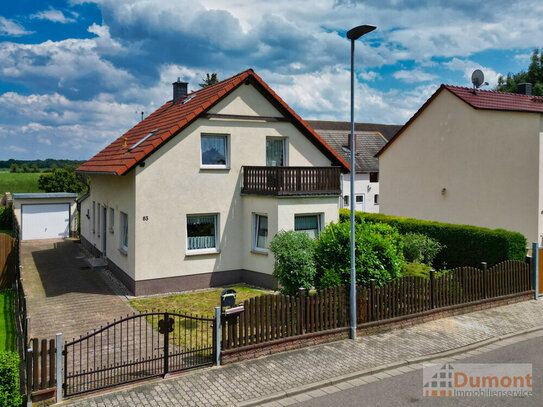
[377,82,543,243]
[306,120,401,213]
[77,69,348,295]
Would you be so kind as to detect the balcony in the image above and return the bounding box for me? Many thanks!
[241,166,341,196]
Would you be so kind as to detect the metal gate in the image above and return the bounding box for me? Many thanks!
[63,312,215,397]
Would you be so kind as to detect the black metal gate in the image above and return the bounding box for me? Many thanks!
[63,312,215,397]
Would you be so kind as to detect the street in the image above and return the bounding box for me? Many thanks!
[293,334,542,407]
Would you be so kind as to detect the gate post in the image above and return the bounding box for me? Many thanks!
[532,242,539,300]
[163,312,170,376]
[214,307,221,366]
[56,333,62,404]
[26,345,32,407]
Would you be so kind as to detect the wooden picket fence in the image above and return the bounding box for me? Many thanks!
[0,232,16,289]
[222,260,532,350]
[26,338,57,396]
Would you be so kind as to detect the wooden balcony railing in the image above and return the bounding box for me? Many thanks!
[241,166,341,196]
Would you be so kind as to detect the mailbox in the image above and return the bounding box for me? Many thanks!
[220,288,244,315]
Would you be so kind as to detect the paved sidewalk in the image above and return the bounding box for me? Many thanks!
[63,298,543,407]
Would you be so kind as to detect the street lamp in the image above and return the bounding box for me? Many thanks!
[346,24,376,340]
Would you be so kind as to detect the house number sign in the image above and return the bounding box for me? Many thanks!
[142,216,149,221]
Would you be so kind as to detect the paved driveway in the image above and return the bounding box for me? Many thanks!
[21,239,135,340]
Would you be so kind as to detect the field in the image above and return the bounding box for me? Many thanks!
[0,290,16,352]
[0,172,42,193]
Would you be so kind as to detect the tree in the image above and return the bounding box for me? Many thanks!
[38,166,88,193]
[495,48,543,96]
[50,163,58,171]
[199,73,219,88]
[31,163,40,173]
[21,163,30,173]
[9,164,18,173]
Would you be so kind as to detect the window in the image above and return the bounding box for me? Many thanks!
[343,195,349,207]
[374,194,379,205]
[295,214,322,239]
[266,138,286,166]
[253,214,268,252]
[201,134,229,168]
[97,204,101,237]
[92,201,96,233]
[370,172,379,183]
[355,195,364,204]
[120,212,128,253]
[109,207,115,231]
[187,214,219,253]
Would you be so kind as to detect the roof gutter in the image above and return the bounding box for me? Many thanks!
[75,170,118,175]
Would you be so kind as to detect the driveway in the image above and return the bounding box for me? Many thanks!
[21,239,135,340]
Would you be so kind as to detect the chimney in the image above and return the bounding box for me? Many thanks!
[172,77,188,104]
[517,83,532,95]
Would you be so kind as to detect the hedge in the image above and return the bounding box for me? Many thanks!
[0,207,12,230]
[0,351,21,407]
[339,209,527,269]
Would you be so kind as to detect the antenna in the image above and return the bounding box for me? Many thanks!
[471,69,489,94]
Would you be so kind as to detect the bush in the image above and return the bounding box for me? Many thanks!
[314,221,404,289]
[401,261,433,278]
[0,207,12,230]
[402,233,443,266]
[340,210,527,269]
[0,351,22,407]
[269,231,316,296]
[38,166,88,194]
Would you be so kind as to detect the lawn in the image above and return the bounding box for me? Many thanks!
[0,172,42,193]
[0,290,16,352]
[130,286,271,349]
[0,230,11,236]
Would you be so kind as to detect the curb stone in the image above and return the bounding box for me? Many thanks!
[236,324,543,407]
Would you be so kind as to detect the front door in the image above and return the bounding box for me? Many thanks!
[102,206,107,256]
[355,194,365,212]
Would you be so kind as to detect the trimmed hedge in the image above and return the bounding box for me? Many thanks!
[339,209,527,269]
[0,207,12,230]
[0,351,21,407]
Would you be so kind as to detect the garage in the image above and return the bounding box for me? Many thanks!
[13,193,78,241]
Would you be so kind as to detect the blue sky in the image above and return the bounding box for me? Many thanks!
[0,0,539,160]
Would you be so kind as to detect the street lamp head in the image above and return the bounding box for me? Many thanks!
[346,25,376,40]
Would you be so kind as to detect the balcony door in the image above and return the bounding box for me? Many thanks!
[266,138,286,167]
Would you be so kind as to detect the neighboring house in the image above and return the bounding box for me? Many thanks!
[77,69,348,296]
[377,83,543,243]
[306,120,401,213]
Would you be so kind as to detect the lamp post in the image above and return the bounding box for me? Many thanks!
[346,24,376,340]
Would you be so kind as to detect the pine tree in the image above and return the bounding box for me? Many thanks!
[199,73,219,88]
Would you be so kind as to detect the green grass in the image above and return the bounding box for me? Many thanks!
[130,286,271,349]
[0,230,11,237]
[0,172,42,193]
[0,290,16,352]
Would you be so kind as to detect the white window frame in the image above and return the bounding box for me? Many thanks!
[294,213,323,239]
[97,203,101,237]
[186,213,220,255]
[200,134,230,169]
[109,207,115,232]
[120,212,128,254]
[92,201,96,234]
[252,213,268,254]
[266,136,288,166]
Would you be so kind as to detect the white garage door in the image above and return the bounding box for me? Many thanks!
[22,204,70,240]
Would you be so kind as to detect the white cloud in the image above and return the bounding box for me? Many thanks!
[0,17,33,37]
[443,58,502,88]
[30,7,77,24]
[393,69,437,83]
[6,145,28,153]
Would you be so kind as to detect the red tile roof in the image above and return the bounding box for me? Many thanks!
[377,85,543,157]
[77,69,349,175]
[444,85,543,113]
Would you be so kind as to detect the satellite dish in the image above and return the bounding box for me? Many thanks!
[471,69,485,89]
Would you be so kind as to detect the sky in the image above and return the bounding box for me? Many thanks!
[0,0,541,160]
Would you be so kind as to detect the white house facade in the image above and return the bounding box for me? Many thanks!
[77,70,348,295]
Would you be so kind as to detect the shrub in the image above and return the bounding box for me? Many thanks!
[269,231,316,296]
[340,209,527,269]
[402,233,443,266]
[0,207,12,230]
[401,261,433,278]
[314,221,404,289]
[0,351,22,407]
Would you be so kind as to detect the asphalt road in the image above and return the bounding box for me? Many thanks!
[294,335,543,407]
